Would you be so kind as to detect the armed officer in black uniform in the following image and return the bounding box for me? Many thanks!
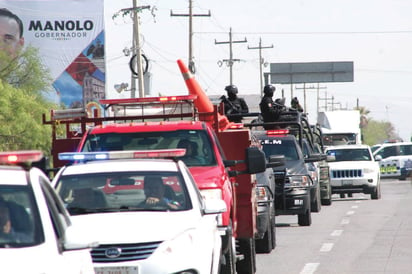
[220,85,249,123]
[259,84,284,129]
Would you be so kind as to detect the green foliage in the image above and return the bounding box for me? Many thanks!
[0,80,56,155]
[362,119,397,146]
[0,46,58,157]
[0,45,52,96]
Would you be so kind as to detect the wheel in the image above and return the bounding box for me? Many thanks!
[236,238,256,274]
[340,193,346,199]
[298,209,312,226]
[311,185,321,213]
[321,183,332,206]
[255,211,274,253]
[220,233,236,274]
[371,184,381,200]
[321,198,332,206]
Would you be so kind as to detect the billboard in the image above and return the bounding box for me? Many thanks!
[0,0,105,109]
[269,61,354,84]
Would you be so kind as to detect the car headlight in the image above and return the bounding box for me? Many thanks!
[200,189,224,225]
[363,168,376,174]
[288,175,309,187]
[200,189,223,200]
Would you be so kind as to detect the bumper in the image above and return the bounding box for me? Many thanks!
[331,178,377,194]
[275,187,310,215]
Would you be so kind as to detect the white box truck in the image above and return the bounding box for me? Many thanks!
[317,110,361,147]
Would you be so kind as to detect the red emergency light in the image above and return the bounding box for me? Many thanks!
[266,129,289,136]
[0,150,44,164]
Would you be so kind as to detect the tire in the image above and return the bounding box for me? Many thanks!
[298,208,312,226]
[340,193,346,199]
[255,211,273,253]
[321,198,332,206]
[220,234,236,274]
[321,183,332,206]
[371,184,381,200]
[219,236,236,274]
[311,185,321,213]
[236,238,256,274]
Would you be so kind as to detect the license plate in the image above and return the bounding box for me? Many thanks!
[342,180,353,186]
[294,199,303,205]
[95,266,138,274]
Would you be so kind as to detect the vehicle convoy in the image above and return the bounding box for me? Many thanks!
[43,60,268,274]
[372,142,412,180]
[52,149,227,274]
[317,110,362,146]
[247,110,326,226]
[0,151,95,274]
[325,144,381,199]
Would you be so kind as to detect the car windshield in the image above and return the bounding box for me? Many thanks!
[326,148,371,161]
[55,171,191,215]
[81,130,216,167]
[0,185,43,248]
[261,138,299,161]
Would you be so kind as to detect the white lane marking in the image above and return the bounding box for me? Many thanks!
[355,200,362,203]
[320,243,334,252]
[341,218,350,225]
[300,263,320,274]
[346,210,355,215]
[351,205,358,209]
[331,229,343,236]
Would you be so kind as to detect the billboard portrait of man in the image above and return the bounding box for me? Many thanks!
[0,8,24,57]
[1,0,105,110]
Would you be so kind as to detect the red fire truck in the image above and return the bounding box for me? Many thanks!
[43,60,269,274]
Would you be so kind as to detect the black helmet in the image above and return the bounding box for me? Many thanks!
[263,84,275,96]
[225,85,238,94]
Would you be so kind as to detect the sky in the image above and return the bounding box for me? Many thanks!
[104,0,412,141]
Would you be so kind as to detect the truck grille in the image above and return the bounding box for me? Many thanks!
[331,169,362,178]
[91,241,162,263]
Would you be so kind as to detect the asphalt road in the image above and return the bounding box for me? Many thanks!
[256,178,412,274]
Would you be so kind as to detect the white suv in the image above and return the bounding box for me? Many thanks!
[0,151,95,274]
[52,149,226,274]
[325,145,381,200]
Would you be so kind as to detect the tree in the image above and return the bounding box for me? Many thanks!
[0,45,52,95]
[0,46,57,156]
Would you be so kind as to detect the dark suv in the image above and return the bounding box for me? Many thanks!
[253,130,324,226]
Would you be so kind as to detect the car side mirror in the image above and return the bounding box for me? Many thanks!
[374,155,382,161]
[267,155,285,168]
[246,147,267,174]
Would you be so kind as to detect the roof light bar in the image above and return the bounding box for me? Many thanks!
[0,150,44,165]
[100,95,197,105]
[58,149,187,162]
[266,129,290,136]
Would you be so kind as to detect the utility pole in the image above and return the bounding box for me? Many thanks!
[248,37,273,96]
[171,0,210,74]
[118,1,150,98]
[215,28,247,85]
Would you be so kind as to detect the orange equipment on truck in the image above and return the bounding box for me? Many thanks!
[43,60,268,274]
